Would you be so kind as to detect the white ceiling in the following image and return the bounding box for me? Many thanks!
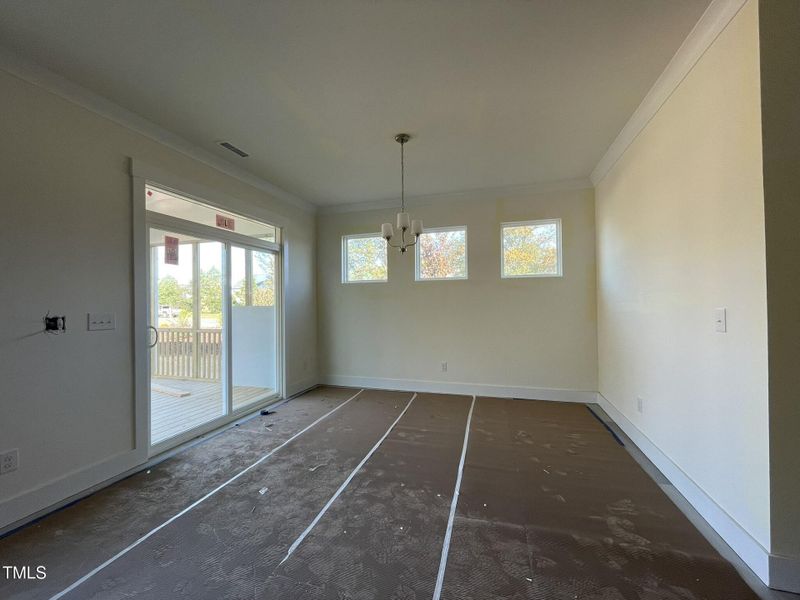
[0,0,710,206]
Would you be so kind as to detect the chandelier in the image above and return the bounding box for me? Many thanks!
[381,133,423,253]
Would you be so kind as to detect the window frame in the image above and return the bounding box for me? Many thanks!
[414,225,469,282]
[500,218,563,279]
[341,232,389,284]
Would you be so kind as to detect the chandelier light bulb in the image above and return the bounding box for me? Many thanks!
[397,212,411,231]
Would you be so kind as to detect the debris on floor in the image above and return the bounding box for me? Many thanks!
[259,487,269,495]
[308,463,327,472]
[260,409,276,416]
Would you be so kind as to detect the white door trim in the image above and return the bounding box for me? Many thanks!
[132,175,150,459]
[133,167,285,457]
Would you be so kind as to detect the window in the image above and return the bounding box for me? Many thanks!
[342,234,388,283]
[415,226,468,281]
[501,219,562,278]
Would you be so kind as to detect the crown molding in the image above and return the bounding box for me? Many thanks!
[318,177,593,215]
[590,0,749,185]
[0,46,316,213]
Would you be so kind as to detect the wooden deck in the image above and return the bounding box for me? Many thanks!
[151,378,273,445]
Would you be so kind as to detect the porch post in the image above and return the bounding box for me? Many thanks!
[192,241,200,379]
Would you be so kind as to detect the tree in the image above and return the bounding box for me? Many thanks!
[503,224,558,276]
[199,266,223,316]
[231,252,276,307]
[252,251,276,306]
[418,230,466,279]
[158,275,184,308]
[232,278,247,307]
[158,276,192,327]
[347,237,387,281]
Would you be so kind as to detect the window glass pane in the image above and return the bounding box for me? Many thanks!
[149,229,225,445]
[252,251,276,307]
[231,247,247,307]
[198,242,224,328]
[153,242,193,329]
[502,220,560,277]
[146,185,278,243]
[344,235,387,282]
[232,248,276,411]
[417,228,467,280]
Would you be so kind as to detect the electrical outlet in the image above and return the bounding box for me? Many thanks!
[88,312,116,331]
[441,362,448,372]
[0,449,19,475]
[636,397,644,414]
[44,315,66,333]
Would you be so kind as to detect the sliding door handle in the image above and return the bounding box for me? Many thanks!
[147,325,159,349]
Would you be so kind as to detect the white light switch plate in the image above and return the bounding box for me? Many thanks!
[88,312,116,331]
[714,307,727,333]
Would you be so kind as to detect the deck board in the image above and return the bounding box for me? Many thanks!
[151,378,273,444]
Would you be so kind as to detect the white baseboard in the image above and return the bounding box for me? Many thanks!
[0,448,146,535]
[769,553,800,594]
[595,393,773,587]
[286,376,320,398]
[320,375,597,403]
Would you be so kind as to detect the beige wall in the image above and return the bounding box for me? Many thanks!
[759,0,800,566]
[595,0,770,550]
[0,70,317,528]
[317,187,597,397]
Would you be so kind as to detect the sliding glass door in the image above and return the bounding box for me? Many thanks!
[146,217,280,451]
[231,246,278,411]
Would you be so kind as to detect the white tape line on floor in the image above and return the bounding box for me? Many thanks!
[279,392,418,565]
[50,388,365,600]
[432,394,476,600]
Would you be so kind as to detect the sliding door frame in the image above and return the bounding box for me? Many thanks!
[133,173,284,459]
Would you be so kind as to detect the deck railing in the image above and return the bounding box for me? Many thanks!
[152,328,222,381]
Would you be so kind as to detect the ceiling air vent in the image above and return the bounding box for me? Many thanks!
[218,141,249,158]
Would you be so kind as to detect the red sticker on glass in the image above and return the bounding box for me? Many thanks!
[164,236,179,265]
[216,215,235,231]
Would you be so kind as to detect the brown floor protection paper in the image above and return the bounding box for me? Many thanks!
[267,392,472,598]
[55,388,412,600]
[0,387,372,599]
[439,397,759,600]
[0,392,764,600]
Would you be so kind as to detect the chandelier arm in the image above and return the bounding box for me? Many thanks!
[386,237,418,251]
